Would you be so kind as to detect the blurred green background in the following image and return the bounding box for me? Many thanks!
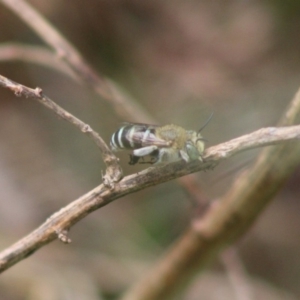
[0,1,300,299]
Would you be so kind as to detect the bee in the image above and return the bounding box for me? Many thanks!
[110,115,212,165]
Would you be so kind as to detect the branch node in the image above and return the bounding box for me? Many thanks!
[34,87,43,97]
[56,229,72,244]
[81,124,92,133]
[102,166,123,189]
[14,85,23,97]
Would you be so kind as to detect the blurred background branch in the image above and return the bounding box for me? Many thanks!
[0,0,155,123]
[0,43,78,79]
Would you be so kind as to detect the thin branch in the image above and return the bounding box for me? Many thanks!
[204,126,299,160]
[0,42,77,80]
[0,74,123,186]
[0,0,154,123]
[0,121,300,273]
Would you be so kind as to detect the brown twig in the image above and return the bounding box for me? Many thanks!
[120,88,300,300]
[0,120,300,273]
[0,74,123,186]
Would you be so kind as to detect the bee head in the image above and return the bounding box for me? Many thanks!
[186,131,205,160]
[188,113,213,158]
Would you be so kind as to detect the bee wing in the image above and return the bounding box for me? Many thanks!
[138,134,171,147]
[125,123,171,148]
[130,130,171,147]
[122,122,159,128]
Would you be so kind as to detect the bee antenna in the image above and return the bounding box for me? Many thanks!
[198,112,213,133]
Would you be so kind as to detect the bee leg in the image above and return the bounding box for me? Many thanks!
[129,154,140,165]
[145,149,159,164]
[139,156,151,164]
[133,146,158,157]
[139,150,159,165]
[179,150,190,162]
[129,146,159,165]
[139,159,155,164]
[138,152,158,164]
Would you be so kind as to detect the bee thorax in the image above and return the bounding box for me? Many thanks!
[156,125,187,149]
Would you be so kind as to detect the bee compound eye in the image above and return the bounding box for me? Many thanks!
[196,140,205,154]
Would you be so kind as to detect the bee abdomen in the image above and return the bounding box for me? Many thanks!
[110,125,155,150]
[110,125,133,150]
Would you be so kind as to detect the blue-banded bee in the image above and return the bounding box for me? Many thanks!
[110,115,212,165]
